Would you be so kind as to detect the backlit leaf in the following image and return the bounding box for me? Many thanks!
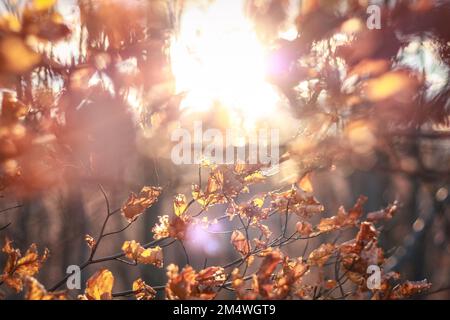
[122,240,163,267]
[121,186,162,222]
[84,269,114,300]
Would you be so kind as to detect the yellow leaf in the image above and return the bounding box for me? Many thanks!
[25,277,67,300]
[1,238,49,292]
[33,0,56,11]
[0,37,41,74]
[364,71,418,102]
[133,278,156,300]
[0,13,21,32]
[85,269,114,300]
[307,243,335,267]
[121,186,162,222]
[173,194,187,217]
[122,240,163,267]
[298,174,314,193]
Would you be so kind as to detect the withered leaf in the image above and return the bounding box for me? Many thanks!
[389,280,432,299]
[152,214,191,241]
[25,277,67,300]
[121,240,163,267]
[270,186,324,218]
[1,238,49,292]
[231,230,250,256]
[84,269,114,300]
[84,234,96,249]
[317,196,367,233]
[296,221,313,236]
[121,186,162,222]
[307,243,335,267]
[132,278,156,300]
[173,193,188,217]
[165,264,216,300]
[196,266,226,287]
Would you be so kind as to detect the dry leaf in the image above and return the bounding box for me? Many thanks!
[1,238,49,292]
[121,240,163,267]
[121,186,162,222]
[84,269,114,300]
[296,221,313,236]
[133,278,156,300]
[307,243,335,267]
[231,230,250,256]
[85,234,96,249]
[25,277,67,300]
[173,194,188,217]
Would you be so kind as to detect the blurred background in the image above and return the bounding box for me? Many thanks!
[0,0,449,299]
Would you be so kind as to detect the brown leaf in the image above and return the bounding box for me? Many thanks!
[166,264,207,300]
[132,278,156,300]
[389,280,432,299]
[25,277,67,300]
[296,221,313,236]
[121,186,162,222]
[84,234,96,249]
[84,269,114,300]
[1,238,49,292]
[231,230,250,256]
[121,240,163,267]
[298,174,314,193]
[307,243,335,267]
[152,214,191,241]
[270,186,324,218]
[196,267,226,287]
[317,196,367,233]
[173,193,188,217]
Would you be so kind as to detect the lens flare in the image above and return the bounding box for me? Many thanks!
[170,0,281,130]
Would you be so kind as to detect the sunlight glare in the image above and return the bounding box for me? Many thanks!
[170,0,281,130]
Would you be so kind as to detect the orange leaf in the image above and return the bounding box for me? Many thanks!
[307,243,335,267]
[132,278,156,300]
[231,230,250,256]
[121,240,163,267]
[1,238,49,292]
[121,186,162,222]
[25,277,67,300]
[84,269,114,300]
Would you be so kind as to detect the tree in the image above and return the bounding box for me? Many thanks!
[0,0,448,300]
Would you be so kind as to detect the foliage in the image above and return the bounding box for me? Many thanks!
[0,0,448,300]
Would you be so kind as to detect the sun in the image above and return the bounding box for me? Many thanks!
[170,0,281,131]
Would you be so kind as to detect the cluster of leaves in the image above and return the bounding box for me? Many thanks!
[0,0,447,301]
[0,162,432,300]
